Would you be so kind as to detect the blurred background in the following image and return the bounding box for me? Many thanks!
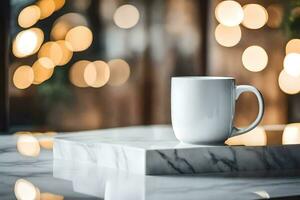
[3,0,300,133]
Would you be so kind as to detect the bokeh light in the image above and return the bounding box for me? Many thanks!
[215,0,244,27]
[65,26,93,52]
[36,0,55,19]
[38,57,55,69]
[225,127,266,146]
[18,5,41,28]
[39,137,54,149]
[38,42,63,65]
[40,193,64,200]
[283,53,300,77]
[113,4,140,29]
[53,0,65,11]
[84,61,110,88]
[32,58,55,84]
[56,40,73,66]
[51,21,69,41]
[266,4,283,29]
[14,179,39,200]
[13,28,44,58]
[107,59,130,86]
[69,60,91,87]
[242,45,268,72]
[242,4,268,29]
[17,134,40,157]
[291,7,300,18]
[51,13,88,40]
[286,39,300,54]
[278,69,300,94]
[13,65,34,89]
[215,24,241,47]
[282,123,300,145]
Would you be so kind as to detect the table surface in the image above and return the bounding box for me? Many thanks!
[2,131,300,200]
[54,125,300,175]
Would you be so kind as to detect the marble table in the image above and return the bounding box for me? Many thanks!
[2,128,300,199]
[54,125,300,175]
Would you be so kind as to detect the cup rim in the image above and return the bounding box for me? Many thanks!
[172,76,234,80]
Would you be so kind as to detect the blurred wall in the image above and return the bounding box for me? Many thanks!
[207,0,288,126]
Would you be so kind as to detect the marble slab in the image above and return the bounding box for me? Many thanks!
[53,125,300,175]
[53,159,300,200]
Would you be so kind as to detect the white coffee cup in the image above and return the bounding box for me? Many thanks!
[171,76,264,144]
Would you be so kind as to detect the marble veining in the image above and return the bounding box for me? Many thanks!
[1,132,300,199]
[54,125,300,175]
[53,159,300,200]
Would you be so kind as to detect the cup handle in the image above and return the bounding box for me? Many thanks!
[231,85,264,137]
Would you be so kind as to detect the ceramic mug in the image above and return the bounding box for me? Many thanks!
[171,76,264,144]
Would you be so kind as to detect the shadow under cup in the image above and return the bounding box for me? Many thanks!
[171,77,236,144]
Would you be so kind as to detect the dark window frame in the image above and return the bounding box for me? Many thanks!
[0,0,10,133]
